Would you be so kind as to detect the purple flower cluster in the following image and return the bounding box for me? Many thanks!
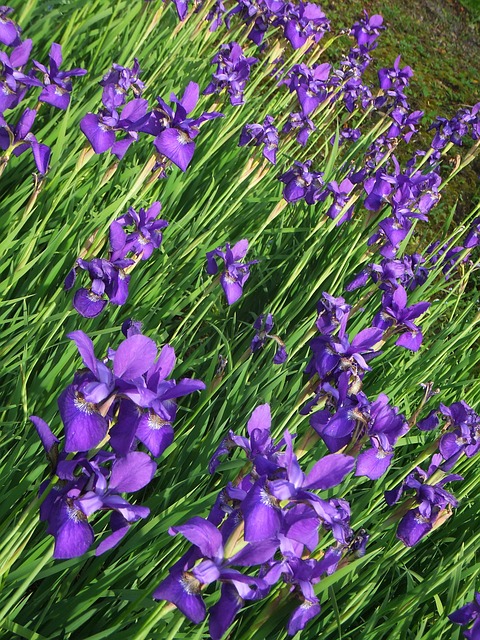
[81,64,223,170]
[154,403,365,637]
[80,59,148,159]
[365,158,441,258]
[204,42,258,106]
[0,7,86,174]
[303,291,416,480]
[206,239,258,305]
[204,1,329,50]
[429,102,480,150]
[418,401,480,470]
[278,159,324,203]
[238,115,279,163]
[31,327,205,558]
[385,454,462,547]
[65,202,168,317]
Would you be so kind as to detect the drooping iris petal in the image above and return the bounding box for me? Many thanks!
[154,128,195,171]
[355,448,393,480]
[241,480,282,542]
[80,113,116,153]
[170,517,223,561]
[304,453,355,490]
[30,416,59,453]
[136,412,174,457]
[396,508,432,546]
[58,385,108,452]
[73,288,108,318]
[109,451,157,492]
[153,570,206,624]
[53,503,94,559]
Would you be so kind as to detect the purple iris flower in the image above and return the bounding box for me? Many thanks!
[385,454,462,547]
[350,12,385,52]
[109,201,168,261]
[315,292,351,335]
[226,0,284,46]
[80,98,149,159]
[0,6,21,46]
[204,42,258,106]
[283,2,330,50]
[449,593,480,640]
[109,343,206,457]
[431,401,480,470]
[250,313,287,364]
[66,201,168,317]
[141,81,223,171]
[283,62,330,116]
[238,115,278,164]
[206,239,257,305]
[99,59,144,110]
[33,43,87,110]
[0,40,42,114]
[0,108,50,173]
[278,160,324,204]
[68,257,134,318]
[37,448,154,558]
[306,325,383,380]
[378,56,413,92]
[372,285,430,351]
[319,177,355,225]
[153,516,273,631]
[282,111,316,146]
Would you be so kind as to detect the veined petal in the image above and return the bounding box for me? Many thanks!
[113,334,158,379]
[109,451,157,492]
[304,453,355,490]
[154,128,195,171]
[58,385,108,452]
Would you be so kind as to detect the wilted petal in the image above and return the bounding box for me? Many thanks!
[30,415,59,453]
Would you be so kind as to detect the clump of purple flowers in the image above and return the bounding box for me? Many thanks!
[80,59,148,159]
[204,42,258,106]
[154,403,364,637]
[385,454,462,547]
[0,7,86,175]
[141,80,223,172]
[206,239,258,305]
[65,201,168,317]
[31,326,205,558]
[238,115,278,164]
